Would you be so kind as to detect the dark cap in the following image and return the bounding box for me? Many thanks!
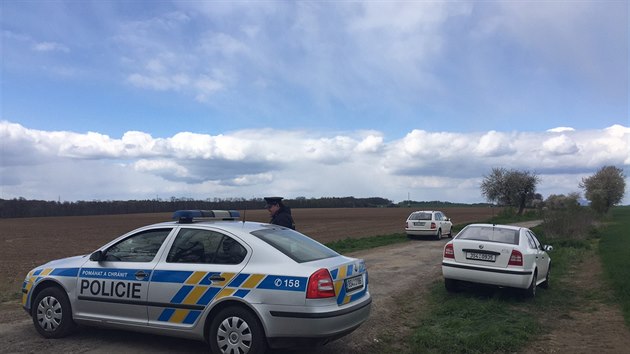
[264,196,283,208]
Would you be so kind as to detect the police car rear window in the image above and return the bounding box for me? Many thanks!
[166,228,247,265]
[251,228,338,263]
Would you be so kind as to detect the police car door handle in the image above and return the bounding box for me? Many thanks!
[209,275,225,282]
[135,271,148,280]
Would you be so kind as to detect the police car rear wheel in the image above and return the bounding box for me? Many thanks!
[209,306,266,354]
[32,287,75,338]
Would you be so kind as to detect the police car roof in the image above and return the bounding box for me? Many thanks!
[172,210,241,224]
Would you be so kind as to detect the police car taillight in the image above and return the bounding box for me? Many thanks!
[306,268,335,299]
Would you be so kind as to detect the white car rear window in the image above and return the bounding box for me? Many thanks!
[409,212,432,221]
[251,228,339,263]
[457,226,519,245]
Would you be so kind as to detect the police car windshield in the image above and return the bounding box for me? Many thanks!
[250,228,339,263]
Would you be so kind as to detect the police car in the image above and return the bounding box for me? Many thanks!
[22,210,371,353]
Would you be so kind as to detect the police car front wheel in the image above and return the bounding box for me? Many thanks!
[32,286,75,338]
[209,306,266,354]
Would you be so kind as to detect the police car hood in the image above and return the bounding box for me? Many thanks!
[41,254,88,268]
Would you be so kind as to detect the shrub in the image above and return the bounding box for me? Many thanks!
[542,207,595,241]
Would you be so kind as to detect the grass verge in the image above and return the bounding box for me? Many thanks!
[598,206,630,326]
[485,208,541,225]
[407,225,590,353]
[326,233,408,254]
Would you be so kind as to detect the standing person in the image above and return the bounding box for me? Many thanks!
[264,197,295,229]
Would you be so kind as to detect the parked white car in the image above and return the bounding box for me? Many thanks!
[405,210,453,240]
[442,223,552,297]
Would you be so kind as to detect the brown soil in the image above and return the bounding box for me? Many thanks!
[1,208,628,353]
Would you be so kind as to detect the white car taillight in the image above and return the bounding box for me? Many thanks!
[444,243,455,259]
[306,268,335,299]
[508,249,523,266]
[431,222,437,229]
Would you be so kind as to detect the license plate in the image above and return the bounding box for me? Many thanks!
[466,252,496,262]
[413,222,425,226]
[345,275,363,291]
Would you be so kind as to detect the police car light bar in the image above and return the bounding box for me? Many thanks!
[172,210,241,223]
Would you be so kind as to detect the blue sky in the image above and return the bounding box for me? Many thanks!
[1,1,629,204]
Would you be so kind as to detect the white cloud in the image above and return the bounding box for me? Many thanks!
[542,135,579,156]
[355,135,383,153]
[194,75,224,102]
[400,130,467,158]
[199,32,249,57]
[605,124,630,138]
[134,159,189,178]
[2,121,628,203]
[474,131,515,157]
[32,41,69,52]
[547,127,575,133]
[127,72,191,91]
[227,173,273,186]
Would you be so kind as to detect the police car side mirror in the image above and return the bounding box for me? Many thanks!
[89,250,104,262]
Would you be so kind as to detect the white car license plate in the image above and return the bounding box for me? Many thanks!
[345,275,363,291]
[413,222,425,226]
[466,252,496,262]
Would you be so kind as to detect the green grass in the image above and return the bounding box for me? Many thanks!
[325,222,486,255]
[598,206,630,326]
[411,287,539,353]
[326,233,408,253]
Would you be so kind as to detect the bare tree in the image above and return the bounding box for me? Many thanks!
[481,168,540,215]
[579,166,626,215]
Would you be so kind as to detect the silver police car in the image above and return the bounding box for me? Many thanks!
[22,210,371,353]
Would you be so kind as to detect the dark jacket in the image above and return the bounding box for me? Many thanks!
[271,206,296,229]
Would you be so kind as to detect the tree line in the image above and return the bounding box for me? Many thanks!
[480,165,626,215]
[3,165,624,218]
[0,196,395,218]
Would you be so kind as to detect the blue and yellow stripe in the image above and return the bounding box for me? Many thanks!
[156,272,267,324]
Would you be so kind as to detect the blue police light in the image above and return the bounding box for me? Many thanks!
[172,210,241,223]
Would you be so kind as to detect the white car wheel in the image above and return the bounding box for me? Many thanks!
[540,264,550,289]
[525,272,537,298]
